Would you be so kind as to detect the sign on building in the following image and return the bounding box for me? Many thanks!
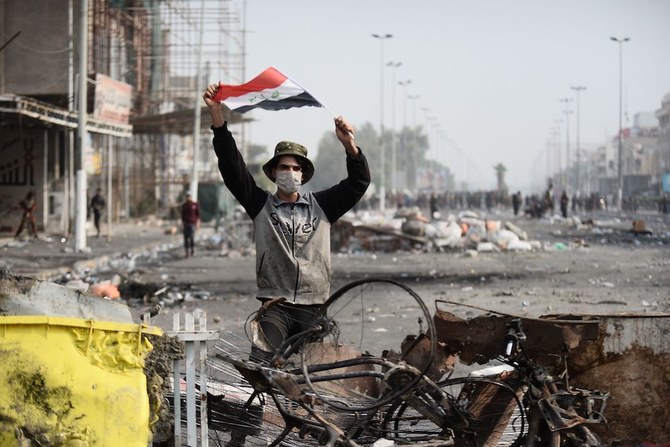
[93,74,132,125]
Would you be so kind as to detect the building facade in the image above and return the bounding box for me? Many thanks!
[656,92,670,189]
[1,0,244,236]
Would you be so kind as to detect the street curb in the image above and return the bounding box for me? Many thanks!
[44,240,181,281]
[37,230,215,281]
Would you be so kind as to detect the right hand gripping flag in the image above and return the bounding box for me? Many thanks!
[213,67,322,114]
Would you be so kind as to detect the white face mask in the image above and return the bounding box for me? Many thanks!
[275,170,302,194]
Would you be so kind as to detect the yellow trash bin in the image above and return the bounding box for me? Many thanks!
[0,316,163,446]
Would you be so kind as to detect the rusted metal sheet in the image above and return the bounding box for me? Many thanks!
[432,306,600,367]
[432,305,670,445]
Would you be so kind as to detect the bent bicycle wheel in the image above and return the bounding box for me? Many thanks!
[381,376,526,446]
[299,278,437,412]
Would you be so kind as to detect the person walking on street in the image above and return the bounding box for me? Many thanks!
[14,191,38,239]
[181,192,200,257]
[512,191,522,216]
[90,188,106,238]
[203,82,371,362]
[560,191,569,219]
[545,183,555,216]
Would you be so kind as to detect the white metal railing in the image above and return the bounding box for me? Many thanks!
[167,312,220,447]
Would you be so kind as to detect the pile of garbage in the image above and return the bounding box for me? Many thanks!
[334,209,540,254]
[430,211,536,252]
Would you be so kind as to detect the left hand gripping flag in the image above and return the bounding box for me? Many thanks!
[213,67,322,114]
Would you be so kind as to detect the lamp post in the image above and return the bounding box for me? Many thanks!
[190,0,206,202]
[559,98,573,191]
[610,36,630,210]
[570,86,586,194]
[397,80,411,193]
[545,136,552,184]
[372,33,393,211]
[553,121,562,187]
[387,61,402,196]
[408,94,420,128]
[421,107,433,162]
[398,80,411,130]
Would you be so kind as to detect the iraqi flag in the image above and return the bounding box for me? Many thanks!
[213,67,322,114]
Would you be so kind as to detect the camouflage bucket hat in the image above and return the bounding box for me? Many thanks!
[262,141,315,184]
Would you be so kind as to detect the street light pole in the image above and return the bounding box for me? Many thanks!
[190,0,206,201]
[545,136,552,183]
[398,79,411,192]
[554,120,562,186]
[408,94,420,128]
[560,98,573,191]
[610,36,630,210]
[398,80,411,130]
[372,33,393,211]
[387,62,401,196]
[570,86,586,194]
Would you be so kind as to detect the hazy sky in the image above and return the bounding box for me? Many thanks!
[224,0,670,192]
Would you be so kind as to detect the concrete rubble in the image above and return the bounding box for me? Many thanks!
[0,272,132,322]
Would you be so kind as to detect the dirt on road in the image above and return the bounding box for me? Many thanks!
[125,214,670,331]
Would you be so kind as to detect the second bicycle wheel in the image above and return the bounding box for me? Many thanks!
[299,278,437,412]
[381,376,526,446]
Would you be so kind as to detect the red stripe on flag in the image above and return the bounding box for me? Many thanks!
[213,67,288,102]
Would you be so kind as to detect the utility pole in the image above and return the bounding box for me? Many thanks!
[560,98,573,191]
[372,33,392,211]
[67,0,74,236]
[387,61,401,196]
[610,36,630,210]
[570,86,586,194]
[398,79,411,192]
[75,0,88,251]
[190,0,206,201]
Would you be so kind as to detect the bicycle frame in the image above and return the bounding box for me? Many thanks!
[209,284,610,447]
[494,319,609,446]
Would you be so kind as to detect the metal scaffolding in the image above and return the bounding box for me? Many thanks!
[0,0,246,234]
[89,0,246,218]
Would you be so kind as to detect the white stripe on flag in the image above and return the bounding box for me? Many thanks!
[223,78,305,111]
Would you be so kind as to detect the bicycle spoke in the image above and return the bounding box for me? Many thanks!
[381,376,526,446]
[300,278,436,412]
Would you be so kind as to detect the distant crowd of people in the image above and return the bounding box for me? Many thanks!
[353,186,670,221]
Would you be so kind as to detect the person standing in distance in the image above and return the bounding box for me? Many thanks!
[202,82,371,363]
[14,191,38,239]
[181,192,200,257]
[90,188,106,238]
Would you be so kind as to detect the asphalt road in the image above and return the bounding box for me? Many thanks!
[112,210,670,336]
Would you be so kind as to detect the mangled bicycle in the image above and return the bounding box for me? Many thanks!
[209,278,609,447]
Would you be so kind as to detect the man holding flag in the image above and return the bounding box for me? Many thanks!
[203,79,370,367]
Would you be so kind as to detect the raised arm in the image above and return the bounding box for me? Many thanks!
[203,82,225,128]
[314,117,370,222]
[334,116,359,158]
